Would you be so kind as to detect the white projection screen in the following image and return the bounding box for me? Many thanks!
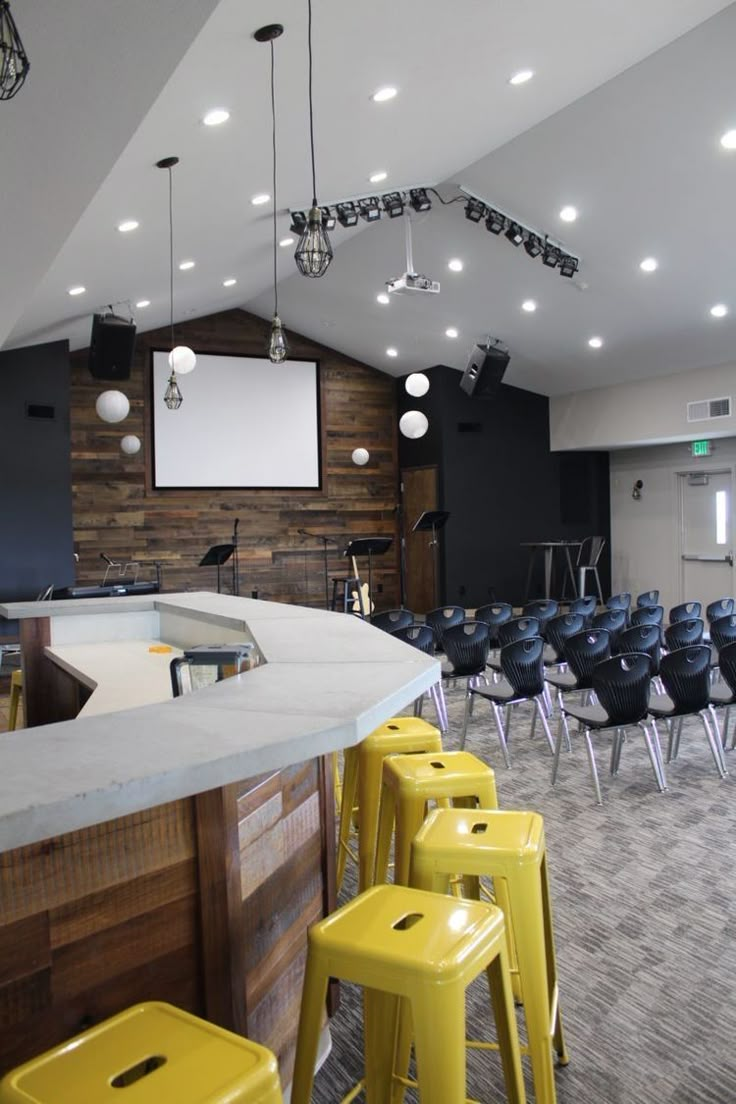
[151,351,321,489]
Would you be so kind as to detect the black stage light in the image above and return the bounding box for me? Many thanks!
[485,209,505,235]
[409,188,431,213]
[290,210,307,234]
[320,206,336,230]
[524,233,543,258]
[336,201,358,227]
[382,191,404,218]
[505,222,524,246]
[358,197,382,222]
[559,254,579,278]
[464,197,486,223]
[542,244,560,268]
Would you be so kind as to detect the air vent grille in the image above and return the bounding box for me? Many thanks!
[687,396,731,422]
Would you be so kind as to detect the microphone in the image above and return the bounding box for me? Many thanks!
[100,553,115,565]
[234,518,240,532]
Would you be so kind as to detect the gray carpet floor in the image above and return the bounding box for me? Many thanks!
[310,680,736,1103]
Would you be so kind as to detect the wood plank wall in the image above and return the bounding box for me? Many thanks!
[70,308,400,608]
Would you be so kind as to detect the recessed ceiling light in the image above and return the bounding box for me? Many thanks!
[521,299,537,313]
[68,285,85,296]
[720,129,736,150]
[386,347,398,357]
[279,236,294,247]
[448,258,463,272]
[508,69,534,85]
[710,303,728,318]
[588,336,603,348]
[223,278,237,287]
[369,170,388,184]
[559,206,578,223]
[135,299,150,308]
[179,260,195,270]
[203,108,230,127]
[445,327,459,338]
[117,219,139,233]
[251,193,271,206]
[371,86,397,103]
[640,257,658,273]
[376,292,390,304]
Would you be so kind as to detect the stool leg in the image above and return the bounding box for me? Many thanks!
[359,747,389,892]
[374,782,398,885]
[411,982,468,1104]
[337,747,359,891]
[8,679,21,732]
[394,794,427,885]
[541,855,569,1066]
[291,948,329,1104]
[486,945,527,1104]
[364,989,402,1104]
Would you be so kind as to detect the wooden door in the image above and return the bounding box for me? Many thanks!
[401,466,439,613]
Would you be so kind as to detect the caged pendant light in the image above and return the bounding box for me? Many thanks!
[156,155,195,409]
[0,0,29,101]
[294,0,333,278]
[255,22,288,363]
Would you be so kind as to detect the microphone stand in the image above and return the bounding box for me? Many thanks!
[232,519,240,596]
[298,530,338,609]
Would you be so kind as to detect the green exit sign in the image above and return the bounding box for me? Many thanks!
[691,439,712,457]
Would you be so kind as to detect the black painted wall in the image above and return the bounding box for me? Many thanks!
[0,340,75,602]
[398,364,610,607]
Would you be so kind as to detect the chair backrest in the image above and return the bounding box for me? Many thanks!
[630,605,664,628]
[497,615,540,648]
[709,614,736,655]
[545,613,585,661]
[500,636,545,698]
[563,629,611,689]
[592,652,652,725]
[371,608,414,633]
[669,601,702,624]
[592,608,627,649]
[636,589,660,608]
[474,603,513,644]
[715,640,736,697]
[658,645,711,714]
[390,624,435,656]
[424,605,465,649]
[523,599,559,623]
[706,597,735,624]
[576,536,605,568]
[605,592,631,613]
[442,620,490,675]
[569,595,597,625]
[664,618,704,652]
[617,624,661,674]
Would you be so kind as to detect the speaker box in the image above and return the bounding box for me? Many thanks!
[460,343,509,398]
[88,314,136,380]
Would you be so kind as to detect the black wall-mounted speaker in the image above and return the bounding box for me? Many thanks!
[88,314,136,380]
[459,343,510,398]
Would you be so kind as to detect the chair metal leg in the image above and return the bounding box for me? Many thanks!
[460,687,473,750]
[551,709,566,785]
[583,728,603,804]
[490,700,512,768]
[534,697,555,753]
[701,709,728,778]
[639,720,667,792]
[429,682,448,735]
[723,705,731,749]
[556,691,572,751]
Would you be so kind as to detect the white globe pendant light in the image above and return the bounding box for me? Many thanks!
[399,410,429,439]
[405,372,429,397]
[168,345,196,375]
[120,435,142,455]
[95,390,130,424]
[352,447,369,466]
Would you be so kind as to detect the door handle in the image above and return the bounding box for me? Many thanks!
[682,553,734,564]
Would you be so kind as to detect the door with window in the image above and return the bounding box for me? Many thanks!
[679,469,734,608]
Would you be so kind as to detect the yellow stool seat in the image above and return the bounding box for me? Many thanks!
[8,669,22,732]
[291,884,526,1104]
[0,1002,283,1104]
[411,808,568,1104]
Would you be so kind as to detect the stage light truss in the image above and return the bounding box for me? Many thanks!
[460,185,580,278]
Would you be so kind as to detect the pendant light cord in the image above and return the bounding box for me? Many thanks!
[167,165,175,350]
[270,39,279,317]
[307,0,317,206]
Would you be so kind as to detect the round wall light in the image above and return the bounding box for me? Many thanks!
[95,390,130,424]
[168,345,197,374]
[120,435,142,455]
[399,410,429,439]
[351,448,370,466]
[405,372,430,397]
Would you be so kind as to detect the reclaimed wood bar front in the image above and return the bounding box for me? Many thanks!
[0,593,439,1086]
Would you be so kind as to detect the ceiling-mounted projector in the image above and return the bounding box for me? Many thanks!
[386,213,440,296]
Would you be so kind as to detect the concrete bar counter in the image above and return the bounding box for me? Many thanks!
[0,593,439,1085]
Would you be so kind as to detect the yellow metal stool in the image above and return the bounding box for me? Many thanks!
[8,669,22,731]
[410,808,569,1104]
[336,717,443,892]
[291,884,526,1104]
[0,1001,283,1104]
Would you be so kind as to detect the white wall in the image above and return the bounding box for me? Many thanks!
[610,438,736,613]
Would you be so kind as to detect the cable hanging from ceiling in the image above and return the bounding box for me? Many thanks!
[294,0,333,278]
[156,156,196,410]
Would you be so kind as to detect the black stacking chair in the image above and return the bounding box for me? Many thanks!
[425,605,465,652]
[371,608,414,633]
[664,618,704,652]
[706,598,735,625]
[636,590,660,608]
[711,640,736,750]
[554,652,666,804]
[618,624,661,678]
[569,595,597,627]
[523,599,559,639]
[487,615,541,673]
[630,605,664,629]
[709,614,736,668]
[649,645,727,779]
[474,603,513,646]
[592,608,627,652]
[544,613,585,667]
[545,628,612,753]
[606,593,631,617]
[441,620,490,716]
[391,624,448,734]
[463,636,551,766]
[576,536,606,604]
[670,601,702,624]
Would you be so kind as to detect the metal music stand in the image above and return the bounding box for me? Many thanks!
[199,543,234,594]
[412,511,450,607]
[344,537,393,618]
